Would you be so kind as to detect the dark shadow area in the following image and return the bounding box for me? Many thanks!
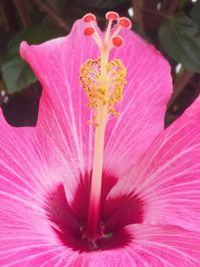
[1,82,42,127]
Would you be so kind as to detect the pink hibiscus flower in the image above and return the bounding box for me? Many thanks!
[1,11,200,266]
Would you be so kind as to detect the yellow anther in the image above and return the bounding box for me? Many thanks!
[80,57,126,126]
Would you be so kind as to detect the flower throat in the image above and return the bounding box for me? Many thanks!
[80,12,131,244]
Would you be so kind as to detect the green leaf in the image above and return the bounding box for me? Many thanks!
[179,0,190,9]
[1,57,36,94]
[159,13,200,72]
[191,0,200,31]
[1,24,62,93]
[1,56,37,93]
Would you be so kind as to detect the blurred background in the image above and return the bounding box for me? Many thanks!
[0,0,199,126]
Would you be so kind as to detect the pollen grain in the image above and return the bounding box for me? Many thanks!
[80,57,126,125]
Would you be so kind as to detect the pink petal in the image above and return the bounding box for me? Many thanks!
[124,224,200,266]
[20,19,172,190]
[104,28,172,174]
[115,96,200,233]
[2,221,200,266]
[0,111,73,265]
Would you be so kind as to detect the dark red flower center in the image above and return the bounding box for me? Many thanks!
[45,172,144,252]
